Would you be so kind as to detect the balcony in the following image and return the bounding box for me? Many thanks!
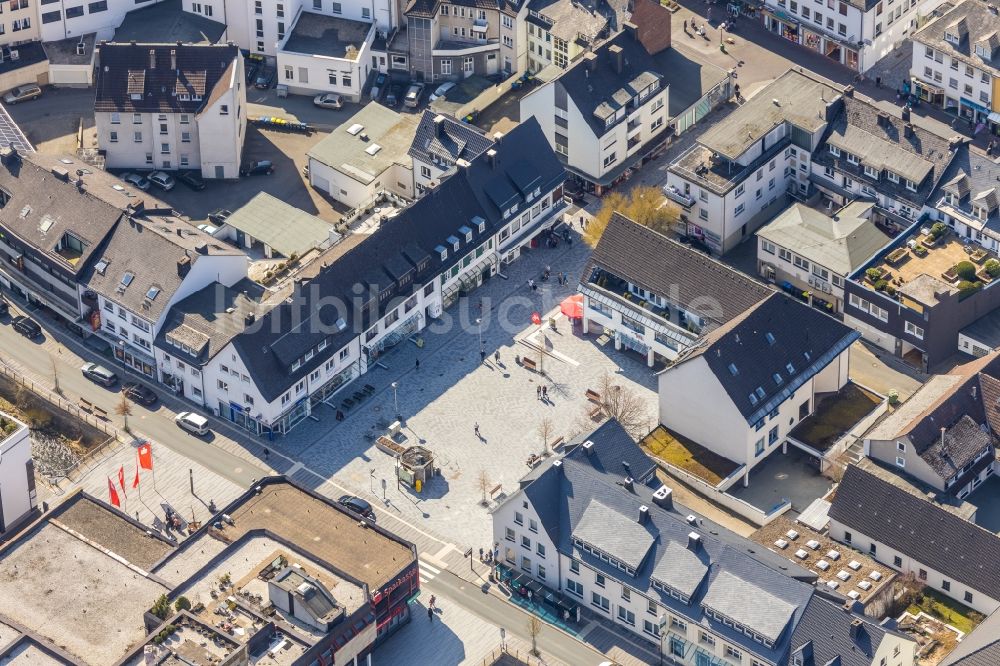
[662,184,695,208]
[472,18,488,33]
[432,38,499,57]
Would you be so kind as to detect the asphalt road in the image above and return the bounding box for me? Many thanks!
[0,302,267,488]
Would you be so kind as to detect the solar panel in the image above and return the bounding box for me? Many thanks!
[0,104,32,153]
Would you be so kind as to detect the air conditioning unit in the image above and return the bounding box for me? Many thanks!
[9,49,19,61]
[822,283,832,293]
[76,41,87,56]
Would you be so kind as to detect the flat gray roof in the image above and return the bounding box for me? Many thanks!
[112,0,225,44]
[223,193,334,258]
[282,11,372,59]
[308,102,418,185]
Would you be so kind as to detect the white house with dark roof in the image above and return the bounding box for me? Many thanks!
[275,10,376,101]
[658,293,859,484]
[756,200,891,313]
[829,464,1000,615]
[94,43,246,178]
[523,0,609,72]
[491,418,915,666]
[407,111,494,196]
[581,212,773,367]
[927,146,1000,254]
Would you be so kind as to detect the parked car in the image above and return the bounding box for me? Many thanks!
[196,223,219,235]
[429,81,455,102]
[240,160,273,176]
[313,93,344,109]
[81,362,118,386]
[338,495,376,522]
[3,84,41,104]
[370,72,387,100]
[122,382,157,406]
[208,209,232,225]
[404,82,425,108]
[121,172,150,191]
[12,315,41,338]
[0,300,8,318]
[254,66,276,89]
[175,411,210,436]
[148,171,175,191]
[385,84,402,107]
[244,60,259,85]
[176,171,206,191]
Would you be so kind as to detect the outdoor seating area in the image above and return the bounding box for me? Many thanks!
[788,383,882,453]
[340,384,376,411]
[495,563,580,630]
[640,425,739,486]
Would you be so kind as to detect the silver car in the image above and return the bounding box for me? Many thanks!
[3,84,41,104]
[81,362,118,386]
[121,172,150,191]
[148,171,175,191]
[313,93,344,109]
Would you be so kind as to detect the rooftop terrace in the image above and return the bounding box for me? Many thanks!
[641,425,740,486]
[282,12,373,59]
[788,383,882,453]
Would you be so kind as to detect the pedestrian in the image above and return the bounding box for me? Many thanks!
[480,349,487,363]
[683,18,688,32]
[479,546,485,561]
[537,385,541,399]
[415,358,420,371]
[494,350,500,364]
[528,278,535,291]
[542,385,548,399]
[263,447,270,461]
[427,606,433,621]
[474,422,480,438]
[875,75,882,88]
[430,595,436,610]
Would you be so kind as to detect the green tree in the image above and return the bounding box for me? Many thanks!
[151,594,171,619]
[174,596,191,612]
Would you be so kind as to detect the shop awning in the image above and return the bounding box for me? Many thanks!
[989,112,1000,124]
[560,293,584,319]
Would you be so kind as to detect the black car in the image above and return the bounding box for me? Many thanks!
[0,300,8,318]
[370,71,387,100]
[254,66,276,89]
[12,315,41,338]
[208,209,233,225]
[123,382,157,406]
[176,171,207,191]
[338,495,376,522]
[244,60,259,85]
[385,84,403,107]
[240,160,274,176]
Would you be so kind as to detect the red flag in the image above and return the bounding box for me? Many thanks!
[117,465,127,498]
[132,463,140,489]
[108,477,120,507]
[531,312,541,325]
[137,442,153,470]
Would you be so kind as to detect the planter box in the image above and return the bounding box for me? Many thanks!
[971,249,989,264]
[978,269,994,283]
[886,247,909,265]
[920,234,937,247]
[943,267,959,283]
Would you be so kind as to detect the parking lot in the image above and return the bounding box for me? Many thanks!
[968,475,1000,535]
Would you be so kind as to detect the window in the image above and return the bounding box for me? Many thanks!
[134,131,143,142]
[529,518,538,533]
[521,555,531,571]
[769,426,779,446]
[537,565,546,580]
[942,580,951,591]
[621,587,630,601]
[314,0,321,7]
[905,321,924,340]
[701,632,716,646]
[88,0,108,12]
[893,555,902,567]
[217,380,229,391]
[567,578,583,596]
[591,592,610,612]
[735,203,745,216]
[160,142,170,154]
[755,438,765,457]
[617,607,636,626]
[536,542,545,558]
[342,74,351,87]
[595,573,606,588]
[220,104,229,115]
[643,620,660,637]
[41,10,61,23]
[725,645,742,660]
[521,535,531,549]
[965,591,973,603]
[109,131,118,143]
[897,441,906,453]
[896,456,906,467]
[505,527,514,542]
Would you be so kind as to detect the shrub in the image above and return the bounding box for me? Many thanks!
[874,279,888,292]
[151,594,171,619]
[865,267,883,282]
[958,280,983,300]
[956,261,977,281]
[913,244,928,257]
[931,222,947,238]
[885,284,897,296]
[888,389,899,405]
[174,596,191,612]
[986,259,1000,278]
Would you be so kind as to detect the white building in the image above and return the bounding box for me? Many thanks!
[665,69,843,255]
[830,464,1000,616]
[308,102,419,209]
[277,9,376,100]
[658,293,858,484]
[407,110,494,197]
[580,211,772,367]
[94,43,246,179]
[523,0,607,73]
[521,1,730,193]
[910,0,1000,129]
[38,0,169,42]
[761,0,939,73]
[0,413,35,536]
[490,419,917,666]
[756,200,891,313]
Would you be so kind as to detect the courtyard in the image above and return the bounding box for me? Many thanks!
[967,475,1000,535]
[728,448,833,516]
[789,383,883,452]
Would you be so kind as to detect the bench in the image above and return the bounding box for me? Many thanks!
[588,404,604,420]
[93,406,109,421]
[550,436,565,451]
[489,483,502,499]
[78,398,93,413]
[522,357,537,371]
[584,389,601,403]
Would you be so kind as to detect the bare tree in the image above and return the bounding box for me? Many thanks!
[477,469,492,507]
[596,372,650,439]
[527,615,542,657]
[536,417,555,453]
[583,185,680,247]
[49,353,61,396]
[115,393,132,433]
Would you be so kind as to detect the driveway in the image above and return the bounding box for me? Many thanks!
[967,475,1000,535]
[4,86,95,155]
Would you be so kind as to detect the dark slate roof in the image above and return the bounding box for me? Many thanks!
[912,0,1000,71]
[940,607,1000,665]
[672,293,860,425]
[931,147,1000,236]
[112,0,227,44]
[789,592,900,666]
[405,0,522,18]
[407,111,494,167]
[81,216,240,321]
[813,96,959,209]
[94,43,238,113]
[509,419,818,664]
[585,212,772,332]
[918,414,993,483]
[575,417,658,482]
[548,11,727,139]
[829,465,1000,602]
[232,118,565,401]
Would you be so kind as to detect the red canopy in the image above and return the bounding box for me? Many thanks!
[560,294,584,319]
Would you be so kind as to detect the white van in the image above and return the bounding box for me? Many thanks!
[175,411,210,436]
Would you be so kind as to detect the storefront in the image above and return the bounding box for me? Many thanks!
[960,96,989,124]
[913,77,945,105]
[802,28,822,52]
[764,9,799,42]
[989,111,1000,136]
[844,47,859,71]
[114,341,156,379]
[825,39,842,65]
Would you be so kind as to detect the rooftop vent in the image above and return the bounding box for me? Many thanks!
[638,505,649,524]
[686,514,698,525]
[688,532,702,550]
[347,123,364,136]
[51,166,70,181]
[581,440,595,456]
[652,485,673,510]
[365,143,382,156]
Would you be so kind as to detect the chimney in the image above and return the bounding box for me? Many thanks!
[687,532,701,550]
[876,112,889,128]
[583,52,597,72]
[581,440,595,456]
[244,312,256,326]
[904,123,914,138]
[638,505,649,524]
[609,44,624,75]
[176,256,191,277]
[941,426,947,451]
[624,476,635,492]
[849,619,863,641]
[433,113,446,137]
[843,85,854,97]
[0,145,17,167]
[652,485,673,510]
[170,49,177,71]
[486,148,497,169]
[901,106,911,122]
[195,241,209,255]
[623,21,638,40]
[149,48,156,69]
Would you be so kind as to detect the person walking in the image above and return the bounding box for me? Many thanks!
[415,358,420,371]
[263,447,270,461]
[536,386,541,399]
[479,546,485,561]
[427,606,433,621]
[474,422,481,438]
[480,349,487,363]
[494,350,500,364]
[542,386,548,400]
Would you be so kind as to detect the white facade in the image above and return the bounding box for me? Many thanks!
[911,37,996,122]
[308,155,413,209]
[0,413,34,535]
[276,14,375,100]
[0,0,39,47]
[39,0,166,42]
[810,145,922,221]
[757,235,847,311]
[828,517,1000,615]
[96,57,246,178]
[657,348,850,479]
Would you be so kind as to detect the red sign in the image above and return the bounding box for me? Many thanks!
[531,312,541,325]
[371,566,418,604]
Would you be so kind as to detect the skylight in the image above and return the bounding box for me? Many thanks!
[146,286,160,300]
[786,362,795,374]
[121,271,135,287]
[728,363,739,376]
[749,393,759,405]
[95,258,109,274]
[773,373,783,386]
[755,387,765,399]
[347,123,364,135]
[765,332,775,345]
[365,144,382,156]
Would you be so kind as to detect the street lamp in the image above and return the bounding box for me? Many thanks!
[476,317,483,352]
[391,381,399,420]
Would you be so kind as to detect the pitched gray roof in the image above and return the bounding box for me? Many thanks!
[932,147,1000,236]
[912,0,1000,71]
[222,193,334,258]
[572,499,655,570]
[829,465,1000,602]
[407,111,494,166]
[789,592,901,666]
[919,414,993,483]
[670,293,860,425]
[649,540,709,598]
[702,570,796,644]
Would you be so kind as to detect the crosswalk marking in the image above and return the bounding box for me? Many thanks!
[419,559,441,584]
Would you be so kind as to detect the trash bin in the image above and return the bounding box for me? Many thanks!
[276,84,288,98]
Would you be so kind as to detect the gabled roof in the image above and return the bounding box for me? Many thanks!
[94,43,238,114]
[407,111,494,168]
[912,0,1000,71]
[789,592,904,666]
[669,293,860,425]
[585,212,772,331]
[931,146,1000,235]
[222,193,334,258]
[829,465,1000,602]
[572,499,655,570]
[757,201,890,276]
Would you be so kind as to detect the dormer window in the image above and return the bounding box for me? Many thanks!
[945,31,959,45]
[886,171,899,183]
[974,205,989,221]
[846,153,859,165]
[905,179,917,192]
[863,165,879,179]
[435,244,447,260]
[976,44,989,58]
[829,145,840,157]
[447,235,460,251]
[946,192,955,205]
